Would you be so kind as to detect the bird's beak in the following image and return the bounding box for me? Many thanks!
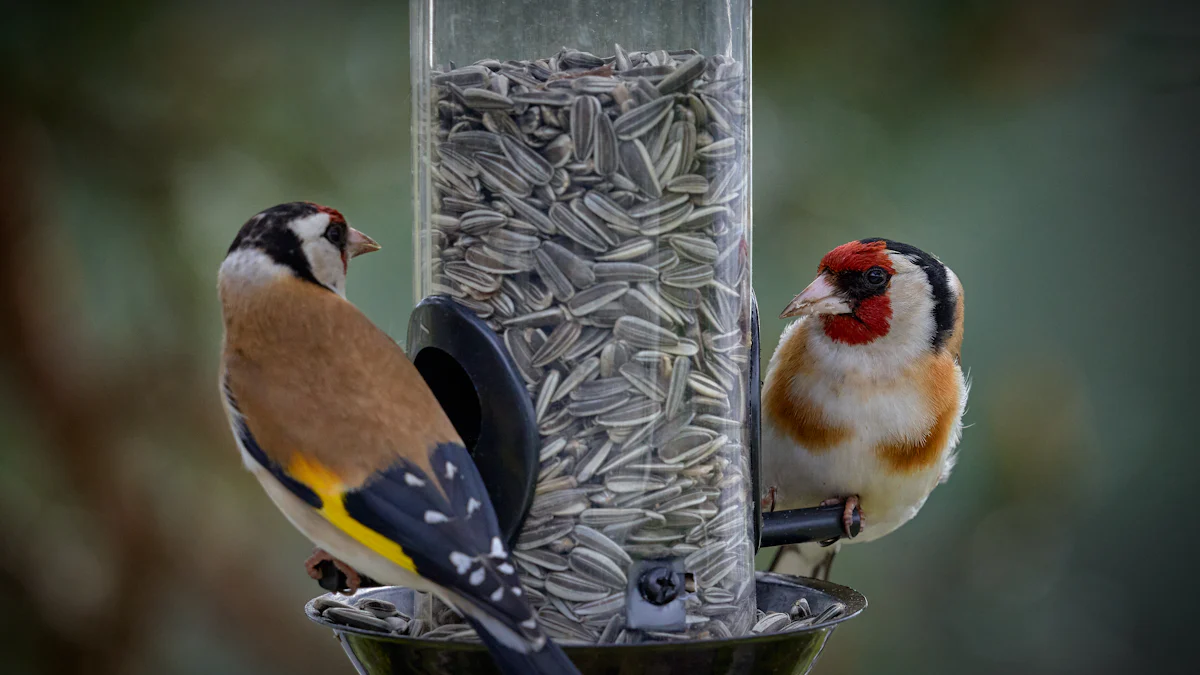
[347,227,381,257]
[780,273,852,319]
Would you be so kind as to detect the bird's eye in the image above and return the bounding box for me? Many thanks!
[324,223,346,248]
[865,267,888,287]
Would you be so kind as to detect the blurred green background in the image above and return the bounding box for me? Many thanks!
[1,1,1196,674]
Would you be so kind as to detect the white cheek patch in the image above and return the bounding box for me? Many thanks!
[289,212,331,239]
[301,239,347,296]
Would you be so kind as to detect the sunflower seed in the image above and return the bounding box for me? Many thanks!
[511,89,575,106]
[595,399,661,428]
[566,393,630,417]
[535,369,561,422]
[752,612,791,634]
[569,377,631,401]
[567,282,630,316]
[582,190,637,229]
[546,572,612,603]
[500,135,555,185]
[532,248,575,302]
[552,357,599,402]
[612,96,675,140]
[570,95,601,161]
[461,87,514,110]
[540,240,596,288]
[514,549,570,572]
[697,137,738,161]
[594,239,653,263]
[629,193,690,218]
[669,234,720,263]
[532,321,582,367]
[434,65,491,88]
[656,55,707,94]
[594,111,619,176]
[617,139,662,197]
[618,362,667,401]
[324,607,391,632]
[459,209,508,234]
[568,547,628,589]
[576,441,613,483]
[661,264,714,289]
[614,316,680,348]
[476,152,532,196]
[550,203,607,252]
[481,228,542,253]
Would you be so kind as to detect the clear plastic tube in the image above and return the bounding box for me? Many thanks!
[411,0,753,643]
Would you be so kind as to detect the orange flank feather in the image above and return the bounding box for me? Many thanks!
[875,352,962,473]
[220,274,460,490]
[763,322,851,452]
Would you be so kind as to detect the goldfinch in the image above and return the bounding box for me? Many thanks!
[218,202,580,675]
[761,239,967,579]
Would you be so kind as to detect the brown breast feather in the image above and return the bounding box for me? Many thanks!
[221,276,461,487]
[874,351,961,473]
[764,321,851,453]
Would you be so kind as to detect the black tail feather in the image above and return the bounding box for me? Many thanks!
[466,617,581,675]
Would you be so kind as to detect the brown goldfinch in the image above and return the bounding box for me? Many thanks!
[218,203,579,675]
[762,239,967,579]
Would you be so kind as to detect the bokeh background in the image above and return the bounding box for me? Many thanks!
[2,1,1197,673]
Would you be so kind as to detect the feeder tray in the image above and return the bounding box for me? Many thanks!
[307,571,865,675]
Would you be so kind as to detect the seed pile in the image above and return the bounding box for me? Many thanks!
[423,45,754,642]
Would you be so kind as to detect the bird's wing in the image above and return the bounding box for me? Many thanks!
[222,278,537,639]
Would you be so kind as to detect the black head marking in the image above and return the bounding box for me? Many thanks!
[228,202,323,288]
[859,238,956,351]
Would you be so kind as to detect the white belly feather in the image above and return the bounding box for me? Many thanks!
[762,363,966,544]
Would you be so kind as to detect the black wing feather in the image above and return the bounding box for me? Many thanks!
[342,442,537,639]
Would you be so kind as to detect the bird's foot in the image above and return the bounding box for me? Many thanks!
[305,548,362,593]
[819,495,863,538]
[762,486,779,513]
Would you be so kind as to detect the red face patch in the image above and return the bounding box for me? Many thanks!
[822,295,892,345]
[819,240,894,275]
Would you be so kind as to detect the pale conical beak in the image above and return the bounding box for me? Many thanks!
[780,273,852,319]
[347,227,381,257]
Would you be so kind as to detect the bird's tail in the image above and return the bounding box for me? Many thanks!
[769,541,841,581]
[466,615,580,675]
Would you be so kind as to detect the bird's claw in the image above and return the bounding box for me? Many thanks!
[819,496,863,538]
[305,548,363,594]
[762,486,779,513]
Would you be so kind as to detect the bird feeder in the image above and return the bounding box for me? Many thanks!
[307,0,867,671]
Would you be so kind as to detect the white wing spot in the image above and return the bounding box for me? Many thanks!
[490,587,504,602]
[449,552,472,575]
[521,617,536,629]
[404,473,426,487]
[445,461,458,479]
[489,536,506,559]
[511,587,522,597]
[424,510,449,524]
[497,562,515,575]
[469,567,486,586]
[467,498,481,515]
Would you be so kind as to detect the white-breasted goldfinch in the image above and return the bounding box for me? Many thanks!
[762,238,967,580]
[218,202,580,675]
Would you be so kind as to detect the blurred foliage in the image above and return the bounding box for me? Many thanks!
[1,1,1197,674]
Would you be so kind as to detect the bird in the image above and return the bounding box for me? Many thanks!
[217,202,580,675]
[761,238,967,580]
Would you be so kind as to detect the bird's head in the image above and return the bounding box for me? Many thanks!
[781,238,960,354]
[221,202,380,296]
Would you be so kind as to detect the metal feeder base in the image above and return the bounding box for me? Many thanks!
[305,571,865,675]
